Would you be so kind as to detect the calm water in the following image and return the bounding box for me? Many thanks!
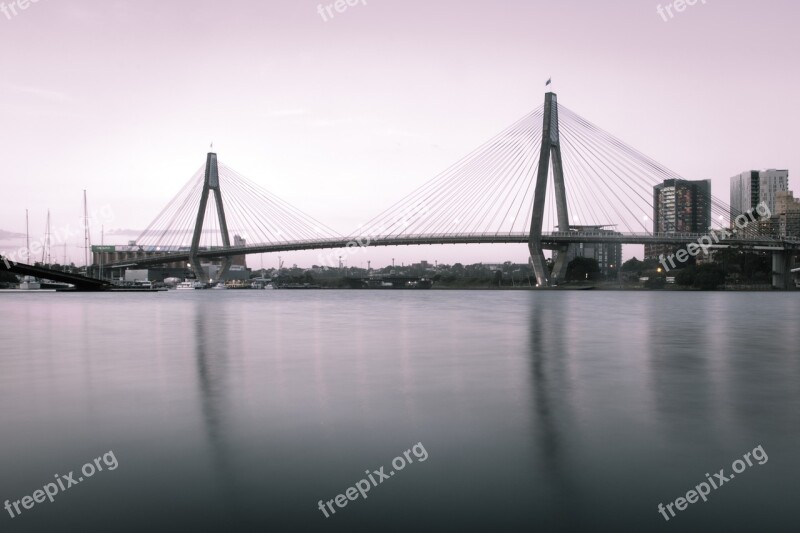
[0,290,798,532]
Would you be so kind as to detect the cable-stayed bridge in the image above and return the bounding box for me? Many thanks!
[104,92,800,288]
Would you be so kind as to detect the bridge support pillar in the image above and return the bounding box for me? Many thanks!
[189,153,232,283]
[529,92,570,287]
[772,250,794,290]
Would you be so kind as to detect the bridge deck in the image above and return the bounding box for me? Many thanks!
[103,232,800,269]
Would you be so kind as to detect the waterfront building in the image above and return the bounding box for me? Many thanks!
[730,169,789,226]
[232,234,248,267]
[645,179,711,261]
[775,190,800,238]
[565,225,622,277]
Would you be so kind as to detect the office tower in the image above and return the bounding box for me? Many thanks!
[645,179,711,260]
[776,191,800,238]
[730,169,789,225]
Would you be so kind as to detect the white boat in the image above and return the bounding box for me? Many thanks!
[264,283,275,290]
[176,280,205,290]
[211,283,227,290]
[250,278,270,289]
[19,277,41,290]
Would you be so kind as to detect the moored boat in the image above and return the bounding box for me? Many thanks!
[176,280,205,290]
[19,277,41,290]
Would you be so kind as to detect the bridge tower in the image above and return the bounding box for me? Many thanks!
[529,92,571,287]
[189,153,232,283]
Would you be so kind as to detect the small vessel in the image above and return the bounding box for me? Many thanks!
[281,283,322,289]
[264,283,275,290]
[250,278,273,289]
[223,280,251,289]
[348,276,432,290]
[18,276,41,290]
[211,283,228,290]
[39,281,74,290]
[176,280,205,290]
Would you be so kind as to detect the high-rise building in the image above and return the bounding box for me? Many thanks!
[775,191,800,238]
[232,234,248,267]
[645,179,711,260]
[653,179,712,233]
[730,169,788,226]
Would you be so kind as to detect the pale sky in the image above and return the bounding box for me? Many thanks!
[1,0,798,267]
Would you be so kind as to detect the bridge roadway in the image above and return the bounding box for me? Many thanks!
[105,231,800,269]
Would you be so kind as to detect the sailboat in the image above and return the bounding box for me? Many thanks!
[18,209,41,290]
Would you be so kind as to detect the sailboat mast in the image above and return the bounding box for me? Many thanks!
[25,209,30,263]
[42,209,51,266]
[83,190,91,267]
[99,224,104,280]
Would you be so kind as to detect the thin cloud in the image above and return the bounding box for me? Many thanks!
[0,83,73,103]
[103,228,143,236]
[310,116,360,128]
[383,128,426,140]
[265,109,311,118]
[0,229,25,242]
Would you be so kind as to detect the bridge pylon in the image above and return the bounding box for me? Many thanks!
[529,92,571,287]
[189,152,232,283]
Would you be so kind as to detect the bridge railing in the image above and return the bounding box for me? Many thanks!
[541,231,791,243]
[106,231,800,268]
[198,231,799,249]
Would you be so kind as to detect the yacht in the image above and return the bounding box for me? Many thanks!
[176,280,205,290]
[18,277,41,290]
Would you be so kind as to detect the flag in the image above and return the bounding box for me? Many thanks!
[546,78,551,86]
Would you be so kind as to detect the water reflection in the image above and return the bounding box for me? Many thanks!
[2,291,798,532]
[193,300,239,507]
[646,302,724,443]
[527,295,581,529]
